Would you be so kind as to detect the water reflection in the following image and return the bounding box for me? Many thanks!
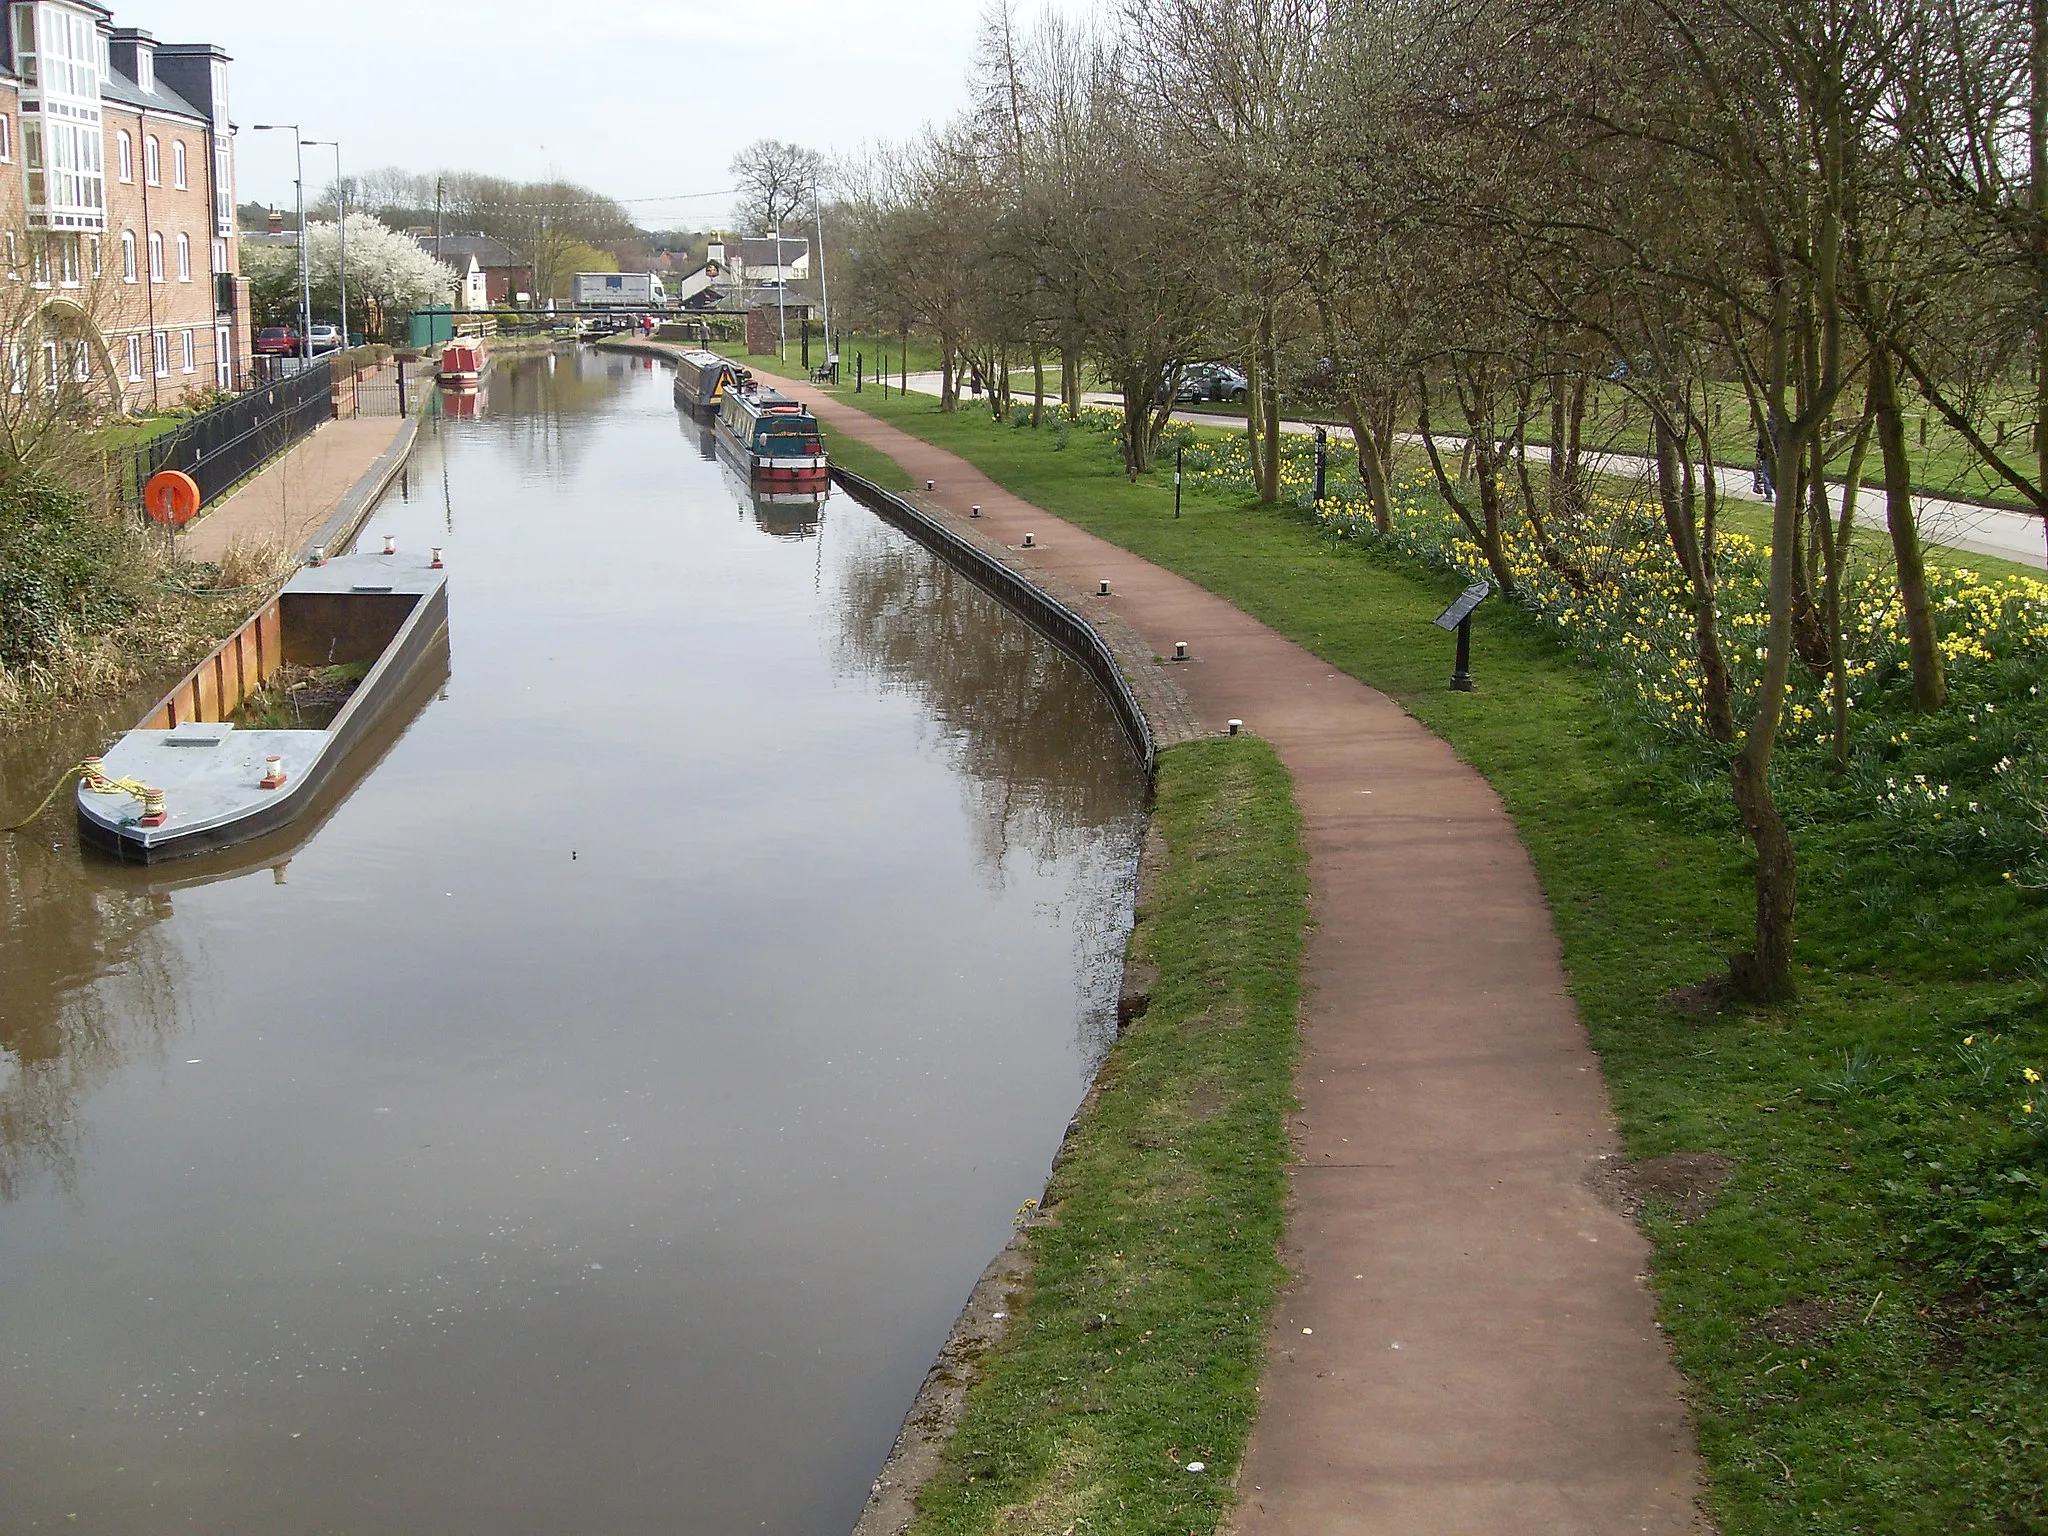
[831,516,1147,1059]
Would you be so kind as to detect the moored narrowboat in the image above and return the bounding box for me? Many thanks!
[713,384,828,489]
[672,348,751,414]
[439,337,491,387]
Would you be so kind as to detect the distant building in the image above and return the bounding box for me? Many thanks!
[0,3,251,411]
[420,232,530,307]
[664,236,812,316]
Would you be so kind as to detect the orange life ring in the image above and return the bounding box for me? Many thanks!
[144,469,202,526]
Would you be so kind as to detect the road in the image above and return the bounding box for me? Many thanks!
[901,372,2047,571]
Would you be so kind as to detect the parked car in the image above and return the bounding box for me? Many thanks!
[1174,362,1249,403]
[253,326,300,356]
[306,324,343,354]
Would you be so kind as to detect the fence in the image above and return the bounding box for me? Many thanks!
[118,359,335,517]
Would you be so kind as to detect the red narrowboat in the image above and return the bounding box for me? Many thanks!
[439,337,491,388]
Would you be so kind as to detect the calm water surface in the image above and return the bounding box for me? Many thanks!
[0,350,1148,1532]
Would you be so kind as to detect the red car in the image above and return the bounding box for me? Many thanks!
[254,326,300,356]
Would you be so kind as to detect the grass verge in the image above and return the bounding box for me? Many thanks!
[909,738,1308,1536]
[833,390,2048,1534]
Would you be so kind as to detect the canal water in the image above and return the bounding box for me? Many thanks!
[0,350,1149,1533]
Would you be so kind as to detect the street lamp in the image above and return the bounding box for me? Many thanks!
[251,123,312,365]
[306,139,346,349]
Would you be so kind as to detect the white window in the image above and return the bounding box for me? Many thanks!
[212,142,233,235]
[71,339,89,382]
[9,341,24,392]
[4,231,17,276]
[0,113,12,163]
[180,329,194,372]
[87,233,100,278]
[172,139,186,189]
[121,229,135,281]
[176,232,190,280]
[31,241,49,285]
[215,324,231,387]
[136,46,153,94]
[125,332,141,380]
[148,230,162,281]
[144,134,158,186]
[211,237,226,274]
[57,233,78,284]
[41,340,59,392]
[116,130,131,182]
[152,330,168,377]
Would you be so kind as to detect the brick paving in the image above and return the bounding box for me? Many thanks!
[178,414,412,565]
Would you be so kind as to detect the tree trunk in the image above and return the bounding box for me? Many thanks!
[940,342,957,413]
[1031,341,1045,428]
[1824,410,1875,772]
[1344,389,1393,533]
[1244,344,1267,501]
[1257,304,1281,503]
[1729,749,1798,1002]
[1870,346,1946,710]
[1418,383,1518,598]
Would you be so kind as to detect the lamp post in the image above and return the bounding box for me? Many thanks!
[252,123,311,365]
[306,139,346,349]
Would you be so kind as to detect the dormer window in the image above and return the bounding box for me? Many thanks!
[136,45,153,93]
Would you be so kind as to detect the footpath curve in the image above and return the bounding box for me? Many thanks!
[786,381,1708,1535]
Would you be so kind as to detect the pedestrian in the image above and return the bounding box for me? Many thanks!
[1754,427,1776,499]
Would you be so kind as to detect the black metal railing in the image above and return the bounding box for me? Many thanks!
[119,359,335,515]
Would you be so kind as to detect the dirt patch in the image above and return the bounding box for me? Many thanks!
[1590,1151,1736,1223]
[1187,1082,1229,1122]
[1660,975,1736,1018]
[1116,958,1158,1030]
[1760,1298,1839,1349]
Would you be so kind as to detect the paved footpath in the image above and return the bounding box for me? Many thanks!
[786,380,1709,1535]
[900,370,2046,571]
[178,414,413,565]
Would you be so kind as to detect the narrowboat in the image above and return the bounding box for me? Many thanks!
[713,383,829,490]
[77,547,450,863]
[439,337,491,387]
[671,348,751,414]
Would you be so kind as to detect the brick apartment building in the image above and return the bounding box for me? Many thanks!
[0,0,249,415]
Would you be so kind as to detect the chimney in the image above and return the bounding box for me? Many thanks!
[706,239,725,267]
[267,207,284,235]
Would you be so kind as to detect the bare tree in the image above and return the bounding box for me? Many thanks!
[730,139,827,234]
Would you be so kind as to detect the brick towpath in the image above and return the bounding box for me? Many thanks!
[178,415,413,565]
[783,382,1708,1535]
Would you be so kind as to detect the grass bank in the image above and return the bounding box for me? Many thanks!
[828,389,2048,1534]
[909,738,1307,1536]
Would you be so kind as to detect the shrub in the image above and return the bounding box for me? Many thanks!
[0,469,148,676]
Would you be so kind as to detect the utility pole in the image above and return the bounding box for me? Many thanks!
[774,213,786,359]
[813,174,832,370]
[252,124,311,366]
[308,140,346,346]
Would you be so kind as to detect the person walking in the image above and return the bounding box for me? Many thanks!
[1754,427,1776,499]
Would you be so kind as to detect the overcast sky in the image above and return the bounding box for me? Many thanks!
[138,0,1096,228]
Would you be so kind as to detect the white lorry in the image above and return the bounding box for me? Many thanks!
[572,272,668,309]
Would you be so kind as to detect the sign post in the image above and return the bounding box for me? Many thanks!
[1313,425,1327,503]
[1175,444,1183,519]
[1431,580,1492,692]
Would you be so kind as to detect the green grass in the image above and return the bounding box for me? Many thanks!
[838,391,2048,1535]
[910,738,1308,1536]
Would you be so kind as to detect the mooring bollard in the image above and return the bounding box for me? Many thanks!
[1227,719,1243,736]
[970,505,981,518]
[1022,532,1035,548]
[1173,641,1188,660]
[1098,580,1111,595]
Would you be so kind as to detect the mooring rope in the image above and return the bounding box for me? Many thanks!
[3,758,160,833]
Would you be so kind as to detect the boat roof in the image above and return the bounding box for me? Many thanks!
[678,349,731,369]
[287,547,446,598]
